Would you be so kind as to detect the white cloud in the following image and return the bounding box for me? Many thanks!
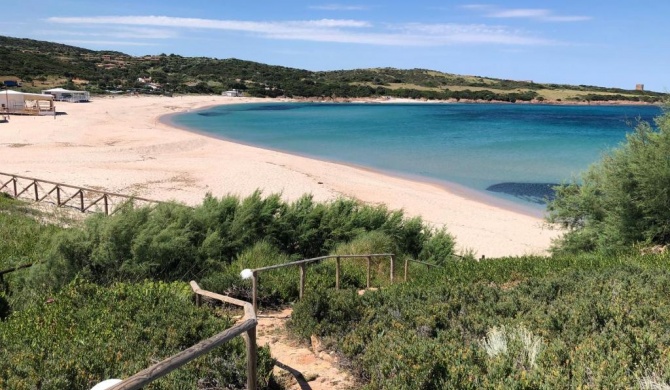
[462,4,591,22]
[46,15,557,47]
[36,28,177,39]
[394,23,554,45]
[48,16,370,30]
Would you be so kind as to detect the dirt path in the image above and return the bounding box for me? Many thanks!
[256,308,356,390]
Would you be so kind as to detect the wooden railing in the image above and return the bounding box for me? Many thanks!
[101,254,397,389]
[0,172,162,215]
[107,281,258,390]
[248,253,395,312]
[403,258,441,281]
[0,262,33,293]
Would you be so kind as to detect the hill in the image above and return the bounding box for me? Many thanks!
[0,35,666,103]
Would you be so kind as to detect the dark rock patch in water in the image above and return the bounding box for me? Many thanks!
[197,111,231,117]
[486,182,559,205]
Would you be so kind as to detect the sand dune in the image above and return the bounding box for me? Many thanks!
[0,95,562,258]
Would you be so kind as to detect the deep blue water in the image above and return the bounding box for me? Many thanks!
[171,103,662,211]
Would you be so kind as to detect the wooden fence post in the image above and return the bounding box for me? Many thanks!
[246,328,258,390]
[335,256,340,290]
[104,194,109,215]
[390,255,395,284]
[366,256,371,289]
[195,292,201,307]
[56,186,61,206]
[79,190,84,212]
[299,263,306,299]
[252,272,258,313]
[12,178,17,197]
[33,181,38,201]
[404,258,409,282]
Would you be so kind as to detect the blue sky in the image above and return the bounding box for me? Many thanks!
[3,1,668,91]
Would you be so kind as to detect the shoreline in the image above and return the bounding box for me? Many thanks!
[162,107,545,220]
[0,95,562,257]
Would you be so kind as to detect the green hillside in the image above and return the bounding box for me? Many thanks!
[1,35,666,103]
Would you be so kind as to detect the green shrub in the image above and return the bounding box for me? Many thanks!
[548,110,670,254]
[27,192,449,292]
[0,279,273,389]
[288,253,670,389]
[288,287,363,341]
[0,195,62,270]
[418,228,456,265]
[202,241,299,306]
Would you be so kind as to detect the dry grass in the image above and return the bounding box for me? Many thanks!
[350,81,644,102]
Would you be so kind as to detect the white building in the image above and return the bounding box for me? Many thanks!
[42,88,90,103]
[222,89,242,97]
[1,90,55,115]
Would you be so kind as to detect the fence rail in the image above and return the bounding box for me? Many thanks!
[102,253,396,389]
[107,281,258,390]
[0,262,33,277]
[0,172,162,215]
[249,253,395,312]
[0,262,33,293]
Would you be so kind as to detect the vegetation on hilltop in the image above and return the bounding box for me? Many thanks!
[1,35,666,102]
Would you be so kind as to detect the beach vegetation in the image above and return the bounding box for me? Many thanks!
[287,251,670,389]
[548,109,670,254]
[5,190,670,388]
[0,191,456,388]
[18,192,453,304]
[0,279,274,390]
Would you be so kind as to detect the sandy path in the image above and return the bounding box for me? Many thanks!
[0,95,562,257]
[256,308,354,390]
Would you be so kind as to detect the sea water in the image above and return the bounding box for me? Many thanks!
[171,103,661,212]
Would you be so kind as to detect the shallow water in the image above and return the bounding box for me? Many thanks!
[172,102,661,212]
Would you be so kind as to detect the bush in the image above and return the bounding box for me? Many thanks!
[0,280,274,389]
[288,287,363,341]
[548,110,670,254]
[418,228,456,265]
[202,241,299,306]
[28,192,451,293]
[288,252,670,388]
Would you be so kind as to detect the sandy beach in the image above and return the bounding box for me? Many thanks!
[0,95,561,258]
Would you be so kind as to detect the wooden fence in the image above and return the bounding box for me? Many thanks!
[107,281,258,390]
[102,253,398,389]
[0,172,162,215]
[249,253,395,312]
[0,262,33,293]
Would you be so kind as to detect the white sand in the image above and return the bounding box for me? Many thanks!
[0,95,562,257]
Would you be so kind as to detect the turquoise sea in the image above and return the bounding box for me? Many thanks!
[171,103,662,212]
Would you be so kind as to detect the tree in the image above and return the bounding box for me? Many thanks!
[547,109,670,254]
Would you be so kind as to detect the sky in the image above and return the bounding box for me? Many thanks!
[2,1,669,92]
